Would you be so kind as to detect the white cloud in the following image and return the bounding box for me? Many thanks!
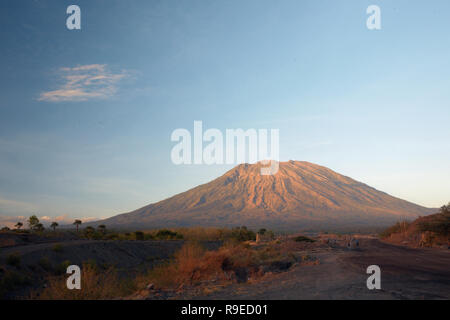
[38,64,126,102]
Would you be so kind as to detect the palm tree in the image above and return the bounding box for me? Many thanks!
[50,222,59,232]
[15,222,23,230]
[73,219,82,232]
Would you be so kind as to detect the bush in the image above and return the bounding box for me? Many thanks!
[38,257,52,272]
[417,212,450,236]
[135,241,275,290]
[379,221,410,238]
[144,233,155,240]
[155,229,183,240]
[52,244,63,253]
[0,270,31,299]
[136,242,219,288]
[33,263,136,300]
[173,227,229,241]
[230,226,256,242]
[6,253,21,268]
[258,228,267,235]
[105,233,119,240]
[54,260,72,275]
[134,231,144,241]
[84,259,98,271]
[293,235,315,243]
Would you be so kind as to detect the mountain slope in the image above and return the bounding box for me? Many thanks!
[94,161,435,230]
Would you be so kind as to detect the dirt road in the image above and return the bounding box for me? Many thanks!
[190,239,450,300]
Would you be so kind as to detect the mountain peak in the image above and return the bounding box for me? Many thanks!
[95,161,434,230]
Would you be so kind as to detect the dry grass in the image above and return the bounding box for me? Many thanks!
[135,241,266,291]
[31,239,309,299]
[31,263,136,300]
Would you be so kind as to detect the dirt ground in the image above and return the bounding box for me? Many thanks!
[185,238,450,300]
[2,235,449,300]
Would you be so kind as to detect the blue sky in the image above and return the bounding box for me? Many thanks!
[1,0,449,226]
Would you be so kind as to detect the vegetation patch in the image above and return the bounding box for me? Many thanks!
[52,244,63,253]
[38,257,52,272]
[33,263,136,300]
[0,270,31,299]
[6,253,21,268]
[293,235,315,243]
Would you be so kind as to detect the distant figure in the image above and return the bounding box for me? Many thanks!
[347,238,359,250]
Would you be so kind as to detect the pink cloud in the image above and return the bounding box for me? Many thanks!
[38,64,126,102]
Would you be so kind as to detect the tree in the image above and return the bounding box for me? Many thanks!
[258,228,267,235]
[15,222,23,230]
[73,219,82,232]
[97,225,106,234]
[50,222,59,232]
[84,226,95,238]
[134,231,144,240]
[35,223,45,232]
[440,203,450,214]
[84,226,94,233]
[28,215,39,230]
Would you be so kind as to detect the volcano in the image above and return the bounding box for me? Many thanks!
[94,161,435,230]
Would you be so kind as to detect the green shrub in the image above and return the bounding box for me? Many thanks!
[230,226,256,242]
[155,229,183,240]
[144,233,155,240]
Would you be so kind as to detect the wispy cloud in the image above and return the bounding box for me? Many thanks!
[38,64,126,102]
[0,215,26,229]
[0,197,36,215]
